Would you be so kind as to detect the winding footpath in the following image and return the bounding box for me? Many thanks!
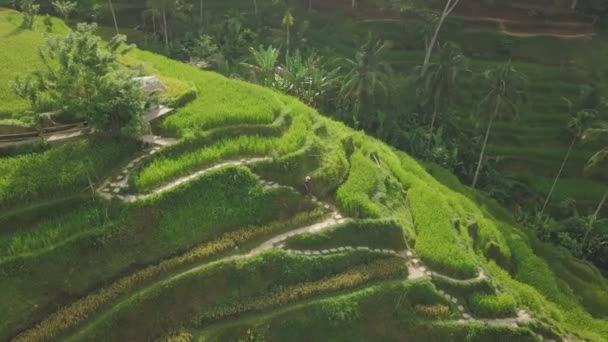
[281,246,531,327]
[16,128,533,341]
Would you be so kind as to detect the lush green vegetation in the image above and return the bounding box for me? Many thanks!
[0,138,137,208]
[0,7,68,118]
[1,3,607,342]
[71,252,406,341]
[198,280,538,342]
[284,219,407,251]
[468,292,518,318]
[0,167,314,339]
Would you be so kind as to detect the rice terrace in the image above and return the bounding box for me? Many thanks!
[0,0,607,341]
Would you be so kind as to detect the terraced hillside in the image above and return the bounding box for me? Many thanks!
[1,8,608,342]
[300,5,608,208]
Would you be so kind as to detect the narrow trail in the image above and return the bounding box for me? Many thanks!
[282,246,531,327]
[95,139,271,203]
[18,117,532,340]
[16,171,346,342]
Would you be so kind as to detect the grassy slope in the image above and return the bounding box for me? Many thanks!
[198,281,538,342]
[0,8,607,342]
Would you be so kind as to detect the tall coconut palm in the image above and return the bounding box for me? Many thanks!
[108,0,119,34]
[341,34,392,122]
[416,42,468,146]
[582,143,608,247]
[146,0,174,50]
[388,0,461,68]
[540,110,596,215]
[471,63,526,189]
[282,9,294,62]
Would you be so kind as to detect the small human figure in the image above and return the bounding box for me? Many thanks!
[304,176,312,195]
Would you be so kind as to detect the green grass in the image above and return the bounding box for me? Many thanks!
[68,251,406,341]
[0,167,312,340]
[0,138,138,208]
[133,105,312,191]
[468,292,518,318]
[284,219,407,251]
[198,280,539,342]
[0,203,108,261]
[2,8,608,341]
[134,134,275,191]
[122,49,284,138]
[0,9,69,117]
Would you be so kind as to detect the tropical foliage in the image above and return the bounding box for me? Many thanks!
[11,23,147,136]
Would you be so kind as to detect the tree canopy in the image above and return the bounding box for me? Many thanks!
[11,23,147,137]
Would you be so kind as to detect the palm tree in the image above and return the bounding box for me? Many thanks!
[277,50,340,106]
[582,144,608,247]
[147,0,174,50]
[241,45,280,88]
[341,34,392,121]
[389,0,461,68]
[282,9,294,62]
[416,42,468,146]
[142,8,160,37]
[540,110,596,216]
[472,63,526,189]
[422,0,461,68]
[108,0,119,34]
[52,1,78,21]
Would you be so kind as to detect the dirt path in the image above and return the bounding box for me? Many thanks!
[283,246,531,327]
[16,171,345,342]
[20,122,532,340]
[96,142,271,204]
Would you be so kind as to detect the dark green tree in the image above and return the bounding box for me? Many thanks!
[341,34,392,126]
[17,0,40,29]
[11,23,147,137]
[472,63,526,189]
[415,42,468,146]
[387,0,461,68]
[540,110,597,215]
[51,0,77,20]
